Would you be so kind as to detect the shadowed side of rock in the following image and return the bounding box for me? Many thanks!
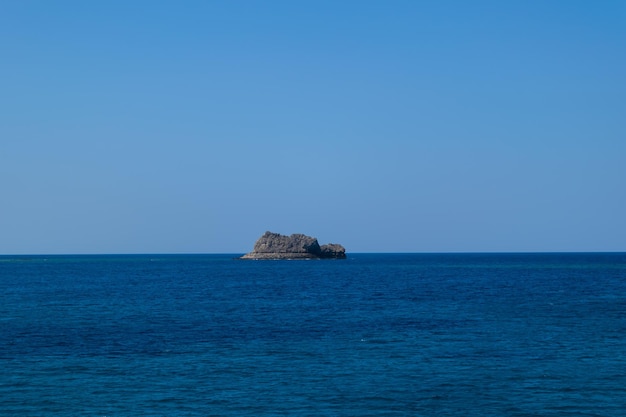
[240,231,346,260]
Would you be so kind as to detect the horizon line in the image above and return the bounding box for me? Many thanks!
[2,250,625,257]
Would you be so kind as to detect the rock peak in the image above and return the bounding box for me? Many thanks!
[240,231,346,260]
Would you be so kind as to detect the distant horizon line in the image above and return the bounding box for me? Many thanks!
[1,251,624,257]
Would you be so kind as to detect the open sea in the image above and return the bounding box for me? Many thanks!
[1,253,625,416]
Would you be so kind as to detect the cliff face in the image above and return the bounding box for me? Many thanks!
[240,231,346,260]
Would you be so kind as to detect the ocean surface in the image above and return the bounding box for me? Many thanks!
[1,253,625,416]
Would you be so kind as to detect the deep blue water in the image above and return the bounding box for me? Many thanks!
[1,253,625,416]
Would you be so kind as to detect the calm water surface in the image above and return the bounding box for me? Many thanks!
[1,253,625,416]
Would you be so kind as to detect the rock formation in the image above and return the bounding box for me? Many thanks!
[240,231,346,260]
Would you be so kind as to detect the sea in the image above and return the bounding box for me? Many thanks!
[1,253,625,416]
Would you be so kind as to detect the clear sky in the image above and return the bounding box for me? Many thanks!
[1,1,624,254]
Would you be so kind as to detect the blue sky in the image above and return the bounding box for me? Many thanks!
[1,1,624,254]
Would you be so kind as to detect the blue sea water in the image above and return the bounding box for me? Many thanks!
[1,253,625,416]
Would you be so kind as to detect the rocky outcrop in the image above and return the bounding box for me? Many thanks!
[320,243,346,258]
[240,231,346,260]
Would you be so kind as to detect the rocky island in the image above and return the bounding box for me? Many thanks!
[240,231,346,260]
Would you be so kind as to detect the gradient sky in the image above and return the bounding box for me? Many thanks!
[1,1,624,254]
